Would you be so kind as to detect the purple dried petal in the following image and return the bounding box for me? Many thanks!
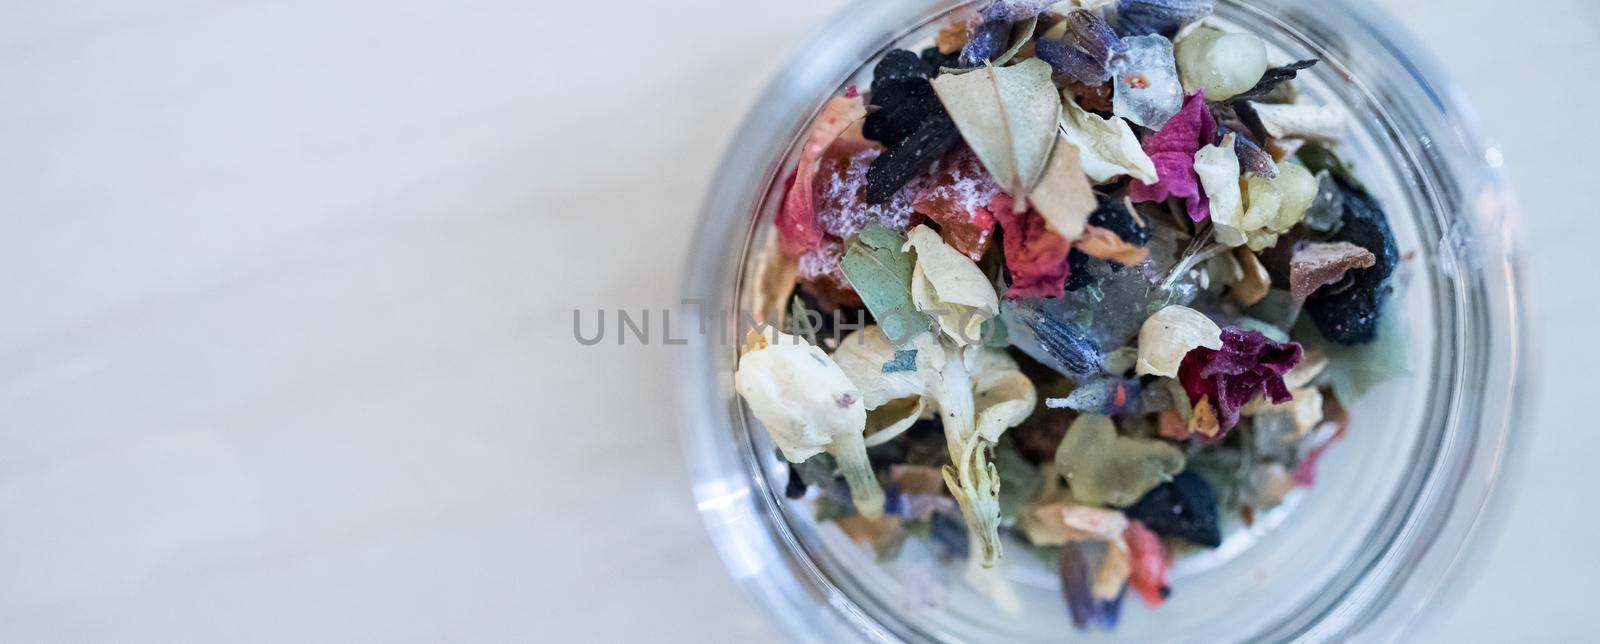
[1177,327,1303,435]
[1115,0,1214,37]
[1128,92,1216,222]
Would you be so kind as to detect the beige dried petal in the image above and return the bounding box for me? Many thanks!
[1076,225,1150,265]
[1058,93,1159,184]
[1249,463,1296,510]
[1029,139,1098,240]
[736,327,884,517]
[1060,505,1130,542]
[832,326,935,409]
[905,225,1000,346]
[749,227,798,324]
[1253,102,1348,141]
[1136,305,1224,378]
[1194,132,1247,246]
[1092,539,1133,601]
[1232,247,1271,307]
[1283,350,1328,389]
[1190,395,1220,438]
[968,347,1037,443]
[1289,241,1376,300]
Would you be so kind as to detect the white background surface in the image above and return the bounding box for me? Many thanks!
[0,0,1593,642]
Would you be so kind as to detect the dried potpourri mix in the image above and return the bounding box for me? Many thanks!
[735,0,1404,630]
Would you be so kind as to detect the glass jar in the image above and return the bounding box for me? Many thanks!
[679,0,1530,640]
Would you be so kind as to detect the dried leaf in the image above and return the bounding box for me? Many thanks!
[1028,139,1098,239]
[1058,93,1159,184]
[840,223,930,345]
[905,224,1001,345]
[932,58,1063,198]
[1135,305,1223,377]
[1054,414,1186,506]
[1230,58,1318,103]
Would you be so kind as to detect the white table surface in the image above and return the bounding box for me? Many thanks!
[1,1,1593,641]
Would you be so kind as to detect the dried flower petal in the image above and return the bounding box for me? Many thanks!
[1240,161,1318,250]
[1055,414,1186,506]
[1231,246,1271,306]
[1194,132,1246,245]
[1128,91,1217,222]
[993,195,1074,298]
[1060,542,1125,629]
[1253,102,1348,141]
[1289,241,1376,300]
[778,96,869,255]
[1177,327,1304,435]
[905,224,1001,345]
[1075,225,1150,265]
[1059,92,1159,184]
[1230,59,1318,103]
[1136,305,1224,377]
[736,328,884,517]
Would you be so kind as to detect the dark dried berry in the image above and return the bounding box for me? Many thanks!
[864,50,941,147]
[1122,471,1222,547]
[919,46,960,70]
[865,112,961,203]
[784,464,807,499]
[1089,194,1150,246]
[1064,249,1094,292]
[1305,176,1397,344]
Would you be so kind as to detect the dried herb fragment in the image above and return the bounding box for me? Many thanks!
[932,58,1062,199]
[866,112,964,204]
[1055,414,1186,506]
[840,223,929,345]
[1230,58,1318,103]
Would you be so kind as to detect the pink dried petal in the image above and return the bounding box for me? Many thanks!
[1128,91,1216,222]
[1177,327,1303,436]
[993,194,1074,299]
[778,96,869,254]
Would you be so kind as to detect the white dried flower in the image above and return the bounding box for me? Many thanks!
[1136,305,1224,378]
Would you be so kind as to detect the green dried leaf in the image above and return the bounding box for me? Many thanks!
[932,58,1063,198]
[995,438,1042,523]
[840,223,930,345]
[882,349,918,373]
[1054,414,1186,507]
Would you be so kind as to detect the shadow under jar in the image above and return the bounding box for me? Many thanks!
[680,1,1530,641]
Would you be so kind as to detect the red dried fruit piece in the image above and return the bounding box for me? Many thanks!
[1124,520,1170,607]
[993,193,1074,299]
[909,146,1003,260]
[1177,327,1303,436]
[814,139,915,240]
